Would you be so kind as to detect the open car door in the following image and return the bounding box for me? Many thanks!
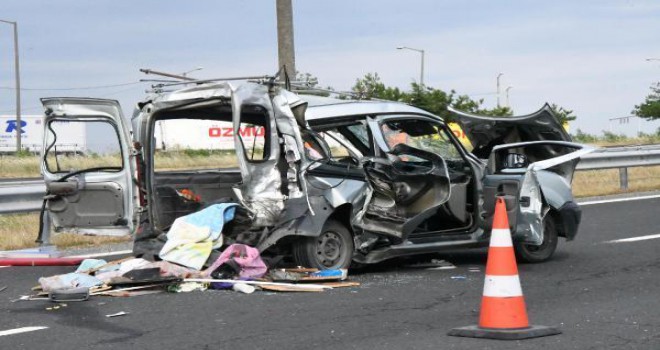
[354,116,451,243]
[40,98,135,236]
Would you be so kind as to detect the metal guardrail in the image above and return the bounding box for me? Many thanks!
[576,145,660,191]
[1,144,660,215]
[0,179,46,214]
[576,145,660,170]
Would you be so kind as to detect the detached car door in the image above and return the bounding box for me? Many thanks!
[354,115,452,243]
[40,98,135,236]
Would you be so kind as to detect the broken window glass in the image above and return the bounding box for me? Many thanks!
[381,119,463,161]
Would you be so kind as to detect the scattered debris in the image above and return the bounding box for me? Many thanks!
[39,273,103,292]
[269,268,348,282]
[259,284,324,293]
[49,287,90,302]
[169,282,207,293]
[105,311,129,318]
[451,276,467,280]
[232,283,255,294]
[405,259,456,270]
[12,295,49,302]
[16,226,361,309]
[0,286,7,293]
[319,281,361,288]
[468,267,480,273]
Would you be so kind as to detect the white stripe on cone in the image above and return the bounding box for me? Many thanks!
[489,228,513,247]
[483,275,523,297]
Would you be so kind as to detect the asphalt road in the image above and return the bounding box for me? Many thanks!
[1,196,660,349]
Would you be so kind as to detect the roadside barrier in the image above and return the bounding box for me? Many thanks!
[448,196,561,340]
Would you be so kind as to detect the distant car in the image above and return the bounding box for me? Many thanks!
[39,81,592,270]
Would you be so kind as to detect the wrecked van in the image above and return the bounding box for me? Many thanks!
[39,81,592,270]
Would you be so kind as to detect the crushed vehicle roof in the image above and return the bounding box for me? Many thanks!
[299,95,436,121]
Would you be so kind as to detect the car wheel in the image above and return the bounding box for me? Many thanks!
[514,215,559,263]
[292,219,354,270]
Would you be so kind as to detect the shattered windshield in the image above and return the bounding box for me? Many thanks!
[381,119,462,161]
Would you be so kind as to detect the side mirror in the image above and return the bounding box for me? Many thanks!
[504,153,528,169]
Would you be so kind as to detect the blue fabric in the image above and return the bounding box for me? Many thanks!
[158,203,239,270]
[75,259,108,273]
[182,203,238,240]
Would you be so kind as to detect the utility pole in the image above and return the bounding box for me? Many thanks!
[276,0,296,80]
[1,19,21,152]
[496,73,503,108]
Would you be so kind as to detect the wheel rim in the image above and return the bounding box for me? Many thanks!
[316,230,344,268]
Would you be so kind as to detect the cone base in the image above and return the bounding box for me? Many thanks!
[448,325,561,340]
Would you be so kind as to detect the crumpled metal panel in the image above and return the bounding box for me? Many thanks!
[150,83,233,109]
[518,169,544,245]
[270,89,311,203]
[516,142,595,245]
[355,144,452,242]
[231,84,284,227]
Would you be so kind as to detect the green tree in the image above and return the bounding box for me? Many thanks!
[549,103,577,125]
[351,73,405,101]
[633,82,660,120]
[351,73,512,122]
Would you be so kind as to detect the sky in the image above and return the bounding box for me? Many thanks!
[1,0,659,136]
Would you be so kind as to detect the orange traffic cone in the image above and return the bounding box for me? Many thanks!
[448,196,561,340]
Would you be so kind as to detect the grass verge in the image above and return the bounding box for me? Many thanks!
[0,213,131,251]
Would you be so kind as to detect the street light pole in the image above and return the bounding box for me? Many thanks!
[496,73,503,108]
[0,19,21,152]
[505,86,513,108]
[397,46,425,86]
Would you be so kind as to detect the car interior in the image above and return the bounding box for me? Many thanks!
[146,103,269,233]
[377,118,478,238]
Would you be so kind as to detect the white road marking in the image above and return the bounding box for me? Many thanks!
[580,194,660,206]
[0,326,48,337]
[604,233,660,244]
[67,250,133,258]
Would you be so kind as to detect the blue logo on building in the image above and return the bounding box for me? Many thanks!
[5,120,26,134]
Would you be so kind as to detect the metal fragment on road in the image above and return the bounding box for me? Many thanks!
[105,311,129,318]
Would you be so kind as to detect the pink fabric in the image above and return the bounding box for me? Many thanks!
[203,244,267,279]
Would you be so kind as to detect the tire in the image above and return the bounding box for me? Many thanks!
[292,219,354,270]
[514,215,559,263]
